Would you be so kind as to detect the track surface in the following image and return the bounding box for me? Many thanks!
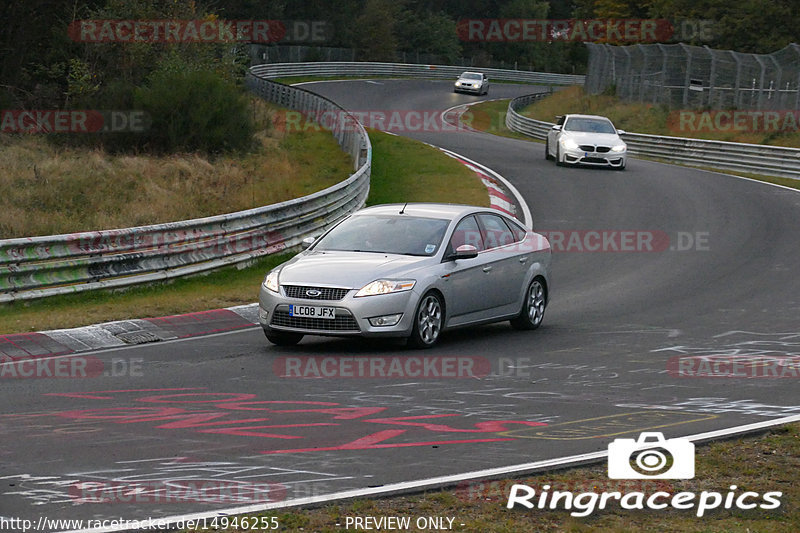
[2,80,800,529]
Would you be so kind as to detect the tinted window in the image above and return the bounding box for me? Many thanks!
[315,215,449,256]
[478,214,517,249]
[449,215,484,253]
[564,117,616,134]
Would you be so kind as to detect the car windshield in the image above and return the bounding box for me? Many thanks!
[461,73,482,80]
[314,214,450,256]
[564,118,617,134]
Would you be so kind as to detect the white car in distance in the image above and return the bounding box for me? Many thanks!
[454,72,489,95]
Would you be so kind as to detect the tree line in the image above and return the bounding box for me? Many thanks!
[1,0,796,154]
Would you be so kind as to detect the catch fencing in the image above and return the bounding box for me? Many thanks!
[0,70,371,302]
[585,43,800,110]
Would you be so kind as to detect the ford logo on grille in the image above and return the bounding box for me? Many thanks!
[306,289,322,297]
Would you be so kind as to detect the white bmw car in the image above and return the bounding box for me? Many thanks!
[546,114,627,169]
[454,72,489,95]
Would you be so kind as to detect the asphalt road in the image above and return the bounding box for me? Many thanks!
[2,80,799,531]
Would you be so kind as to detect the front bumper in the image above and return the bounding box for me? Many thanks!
[561,147,626,167]
[258,284,421,338]
[454,83,482,94]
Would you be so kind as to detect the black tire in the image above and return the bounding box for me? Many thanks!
[615,162,627,171]
[556,144,565,166]
[264,330,303,346]
[407,292,444,349]
[545,138,553,160]
[510,277,547,330]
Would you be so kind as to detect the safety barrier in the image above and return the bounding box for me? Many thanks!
[0,70,371,302]
[505,94,800,179]
[250,61,585,85]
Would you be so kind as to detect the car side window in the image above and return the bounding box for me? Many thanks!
[449,215,484,254]
[477,214,517,250]
[504,217,527,242]
[556,115,566,126]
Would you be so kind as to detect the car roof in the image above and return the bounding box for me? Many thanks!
[459,71,484,76]
[353,203,507,221]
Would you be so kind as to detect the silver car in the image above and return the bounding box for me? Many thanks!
[259,204,551,348]
[546,114,627,169]
[454,72,489,95]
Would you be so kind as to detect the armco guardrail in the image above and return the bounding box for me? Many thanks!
[506,94,800,179]
[0,70,371,302]
[250,61,585,85]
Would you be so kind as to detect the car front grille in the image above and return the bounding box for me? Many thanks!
[270,310,359,332]
[283,285,350,301]
[578,145,612,153]
[582,157,611,164]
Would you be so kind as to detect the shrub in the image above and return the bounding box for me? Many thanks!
[134,67,254,154]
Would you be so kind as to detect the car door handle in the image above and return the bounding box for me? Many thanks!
[482,266,493,273]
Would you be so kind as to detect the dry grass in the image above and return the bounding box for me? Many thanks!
[0,99,352,238]
[520,86,800,147]
[0,131,486,334]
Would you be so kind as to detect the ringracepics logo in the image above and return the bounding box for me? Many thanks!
[608,432,694,479]
[507,432,782,517]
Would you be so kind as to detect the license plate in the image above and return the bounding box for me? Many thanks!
[289,305,336,319]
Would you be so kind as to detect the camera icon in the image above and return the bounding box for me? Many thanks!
[608,432,695,479]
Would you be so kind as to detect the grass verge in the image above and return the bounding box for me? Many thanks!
[0,131,486,334]
[0,99,351,238]
[185,422,800,532]
[459,99,532,141]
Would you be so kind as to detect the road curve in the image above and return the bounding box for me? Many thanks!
[2,79,799,530]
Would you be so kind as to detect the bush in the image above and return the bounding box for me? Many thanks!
[134,67,254,154]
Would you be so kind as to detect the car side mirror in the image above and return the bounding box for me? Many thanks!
[449,244,478,261]
[551,125,562,131]
[301,236,316,249]
[617,129,626,135]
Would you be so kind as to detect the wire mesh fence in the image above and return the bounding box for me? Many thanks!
[585,43,800,110]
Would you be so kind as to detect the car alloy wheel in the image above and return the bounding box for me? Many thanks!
[511,278,546,330]
[409,292,443,348]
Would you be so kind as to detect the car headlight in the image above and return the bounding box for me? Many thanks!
[455,81,462,86]
[611,143,626,152]
[263,270,280,293]
[562,138,579,150]
[355,279,416,297]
